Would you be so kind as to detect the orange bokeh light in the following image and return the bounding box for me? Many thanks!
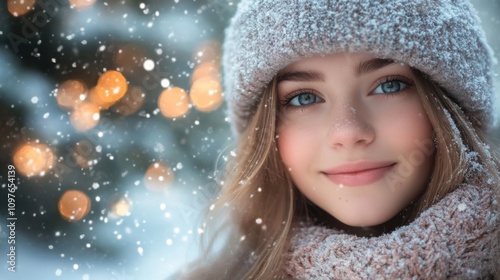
[56,80,87,110]
[144,162,174,191]
[70,102,100,132]
[7,0,36,17]
[58,190,91,222]
[13,142,54,177]
[96,70,128,104]
[113,86,145,116]
[158,87,190,118]
[190,77,223,112]
[191,62,220,84]
[89,86,115,109]
[108,195,133,218]
[69,0,97,9]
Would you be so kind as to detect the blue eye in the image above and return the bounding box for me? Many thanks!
[373,80,407,94]
[288,92,321,106]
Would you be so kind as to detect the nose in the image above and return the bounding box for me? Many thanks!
[327,104,375,149]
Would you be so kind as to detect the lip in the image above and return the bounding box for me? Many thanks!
[322,161,396,187]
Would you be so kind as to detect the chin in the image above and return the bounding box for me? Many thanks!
[339,219,386,228]
[333,211,397,228]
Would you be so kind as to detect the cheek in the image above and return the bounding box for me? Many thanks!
[277,124,319,169]
[277,128,299,169]
[376,98,434,147]
[377,101,435,181]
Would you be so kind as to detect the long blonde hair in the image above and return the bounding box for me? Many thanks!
[181,69,500,279]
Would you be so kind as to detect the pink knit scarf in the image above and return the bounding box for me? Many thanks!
[285,184,499,279]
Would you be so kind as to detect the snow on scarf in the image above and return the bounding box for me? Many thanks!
[285,184,499,279]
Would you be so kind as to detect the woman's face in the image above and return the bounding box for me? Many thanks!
[276,53,435,227]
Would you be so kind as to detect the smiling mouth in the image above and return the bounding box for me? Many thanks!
[323,162,396,187]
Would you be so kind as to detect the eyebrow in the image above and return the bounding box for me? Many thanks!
[355,58,395,77]
[277,70,325,83]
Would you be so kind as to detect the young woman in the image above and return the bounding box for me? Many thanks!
[179,0,500,278]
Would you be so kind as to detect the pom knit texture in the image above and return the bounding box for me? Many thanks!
[284,183,500,279]
[222,0,496,135]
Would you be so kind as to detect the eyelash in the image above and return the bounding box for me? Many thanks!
[372,75,414,96]
[279,74,415,111]
[280,89,323,111]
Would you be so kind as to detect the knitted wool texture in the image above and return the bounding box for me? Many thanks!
[284,183,500,278]
[222,0,496,135]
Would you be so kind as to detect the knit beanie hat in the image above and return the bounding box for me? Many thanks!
[222,0,496,135]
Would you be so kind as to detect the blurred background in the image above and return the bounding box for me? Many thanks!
[0,0,499,279]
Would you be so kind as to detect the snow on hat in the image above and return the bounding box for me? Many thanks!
[222,0,496,135]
